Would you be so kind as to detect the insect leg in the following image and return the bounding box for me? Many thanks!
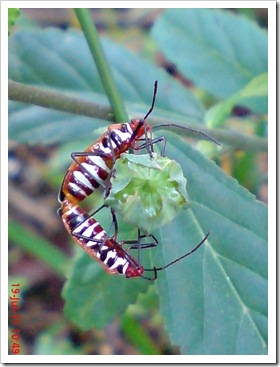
[85,204,118,240]
[71,149,111,170]
[134,136,167,156]
[121,232,158,250]
[144,233,209,273]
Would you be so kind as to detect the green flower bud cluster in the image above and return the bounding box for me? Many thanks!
[104,153,190,233]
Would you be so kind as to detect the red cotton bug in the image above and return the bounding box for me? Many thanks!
[58,81,218,279]
[59,199,145,278]
[59,198,209,279]
[58,95,155,207]
[58,81,220,207]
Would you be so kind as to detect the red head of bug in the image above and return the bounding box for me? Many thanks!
[125,263,145,278]
[126,81,158,152]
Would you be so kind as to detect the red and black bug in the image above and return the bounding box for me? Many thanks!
[58,81,218,279]
[58,101,155,206]
[58,81,220,206]
[59,199,145,278]
[59,198,209,279]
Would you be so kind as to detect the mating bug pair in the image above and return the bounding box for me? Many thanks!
[58,81,218,279]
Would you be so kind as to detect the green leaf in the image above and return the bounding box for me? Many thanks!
[206,73,268,127]
[152,9,268,108]
[151,132,267,354]
[62,250,150,330]
[205,95,238,128]
[240,73,268,98]
[62,205,153,330]
[8,29,205,144]
[8,8,21,35]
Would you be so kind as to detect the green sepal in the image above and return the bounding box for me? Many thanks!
[104,153,190,233]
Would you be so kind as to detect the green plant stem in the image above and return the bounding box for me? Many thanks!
[8,80,112,120]
[8,80,267,152]
[74,8,128,122]
[9,219,69,277]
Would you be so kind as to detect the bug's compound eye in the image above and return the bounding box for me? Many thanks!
[121,123,128,132]
[120,123,133,137]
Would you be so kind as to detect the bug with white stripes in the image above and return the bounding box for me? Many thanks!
[59,199,146,277]
[59,199,208,279]
[58,118,151,205]
[58,81,218,278]
[58,81,220,207]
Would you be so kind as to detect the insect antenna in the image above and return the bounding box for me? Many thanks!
[143,80,158,120]
[144,232,209,274]
[140,80,158,157]
[153,123,221,146]
[143,81,220,147]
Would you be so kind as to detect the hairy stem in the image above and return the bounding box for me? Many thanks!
[8,80,112,120]
[74,8,128,122]
[8,80,267,152]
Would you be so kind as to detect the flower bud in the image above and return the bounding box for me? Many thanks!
[104,153,190,233]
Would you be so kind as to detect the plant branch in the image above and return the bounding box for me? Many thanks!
[74,9,128,122]
[8,80,267,152]
[8,79,113,121]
